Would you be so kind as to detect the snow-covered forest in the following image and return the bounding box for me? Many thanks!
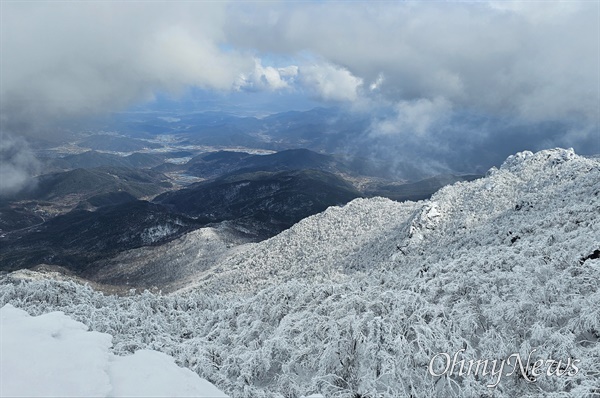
[1,148,599,397]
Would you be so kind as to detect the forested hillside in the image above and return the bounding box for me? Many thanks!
[1,149,598,397]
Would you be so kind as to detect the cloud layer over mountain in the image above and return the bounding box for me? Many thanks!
[2,2,597,128]
[229,2,598,121]
[1,1,598,191]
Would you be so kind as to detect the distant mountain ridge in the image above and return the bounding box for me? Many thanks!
[1,144,483,277]
[78,134,161,152]
[0,166,174,234]
[0,168,362,273]
[363,173,482,201]
[182,148,351,178]
[154,168,362,238]
[0,200,202,272]
[19,166,172,202]
[48,150,165,171]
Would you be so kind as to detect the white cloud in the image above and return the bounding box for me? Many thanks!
[235,59,298,92]
[0,133,39,197]
[371,97,452,137]
[1,0,598,155]
[369,74,385,92]
[140,26,251,92]
[299,63,363,102]
[227,1,599,125]
[487,1,582,22]
[0,2,252,135]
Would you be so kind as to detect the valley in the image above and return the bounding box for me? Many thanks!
[0,111,482,291]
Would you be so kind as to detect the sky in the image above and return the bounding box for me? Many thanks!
[1,1,599,191]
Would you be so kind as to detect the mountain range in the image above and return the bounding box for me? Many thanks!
[1,148,597,397]
[1,147,480,277]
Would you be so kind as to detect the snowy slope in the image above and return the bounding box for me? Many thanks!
[88,223,254,292]
[1,148,599,397]
[192,148,599,296]
[179,196,420,294]
[0,304,228,398]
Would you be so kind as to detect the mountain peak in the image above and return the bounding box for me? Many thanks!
[500,147,578,172]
